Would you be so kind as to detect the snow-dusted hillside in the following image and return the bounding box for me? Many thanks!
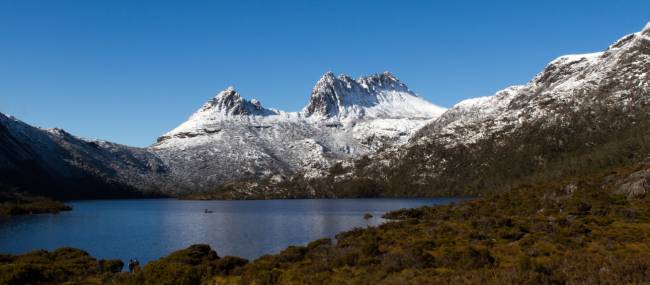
[0,113,167,198]
[413,22,650,146]
[151,72,445,193]
[293,22,650,198]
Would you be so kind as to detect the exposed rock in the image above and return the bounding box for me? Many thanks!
[616,169,650,198]
[561,184,578,196]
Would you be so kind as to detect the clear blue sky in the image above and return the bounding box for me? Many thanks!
[1,0,649,147]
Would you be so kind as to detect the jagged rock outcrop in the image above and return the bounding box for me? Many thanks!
[199,87,275,117]
[616,169,650,198]
[303,71,420,118]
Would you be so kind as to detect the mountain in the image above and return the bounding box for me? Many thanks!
[150,72,445,193]
[214,22,650,199]
[0,113,167,199]
[5,22,649,200]
[0,72,445,198]
[383,22,650,196]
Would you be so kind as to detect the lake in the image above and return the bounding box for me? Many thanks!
[0,198,461,264]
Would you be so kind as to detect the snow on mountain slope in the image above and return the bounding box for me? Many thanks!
[151,72,445,192]
[294,22,650,198]
[200,22,650,200]
[412,22,650,147]
[303,71,444,119]
[5,22,648,198]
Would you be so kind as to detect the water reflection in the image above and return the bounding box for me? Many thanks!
[0,198,461,264]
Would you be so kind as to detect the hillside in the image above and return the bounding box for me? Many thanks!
[0,113,167,199]
[207,22,650,199]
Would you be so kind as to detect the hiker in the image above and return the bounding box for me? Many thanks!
[128,258,140,272]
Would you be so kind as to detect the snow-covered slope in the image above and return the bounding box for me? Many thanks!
[303,71,443,119]
[297,22,650,198]
[413,22,650,146]
[151,72,445,193]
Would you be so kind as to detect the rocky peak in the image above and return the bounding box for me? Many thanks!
[321,71,336,80]
[338,74,354,83]
[358,71,409,93]
[304,71,416,118]
[304,72,341,117]
[199,87,273,116]
[201,87,245,115]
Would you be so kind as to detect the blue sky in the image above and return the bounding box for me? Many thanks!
[1,0,649,147]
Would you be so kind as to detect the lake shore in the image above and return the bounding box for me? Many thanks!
[2,162,650,284]
[0,197,452,265]
[0,193,71,216]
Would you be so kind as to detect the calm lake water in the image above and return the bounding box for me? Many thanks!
[0,198,461,264]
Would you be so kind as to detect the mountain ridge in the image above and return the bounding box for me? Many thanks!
[201,22,650,199]
[2,22,649,199]
[0,71,446,197]
[150,71,445,193]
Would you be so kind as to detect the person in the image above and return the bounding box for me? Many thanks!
[128,258,140,272]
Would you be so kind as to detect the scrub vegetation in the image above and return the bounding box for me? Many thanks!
[3,161,650,284]
[0,192,71,216]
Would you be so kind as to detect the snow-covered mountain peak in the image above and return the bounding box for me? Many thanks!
[304,71,350,117]
[154,87,279,144]
[357,71,407,92]
[303,71,444,119]
[337,73,354,82]
[156,71,446,148]
[149,71,447,189]
[321,70,336,79]
[198,87,274,117]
